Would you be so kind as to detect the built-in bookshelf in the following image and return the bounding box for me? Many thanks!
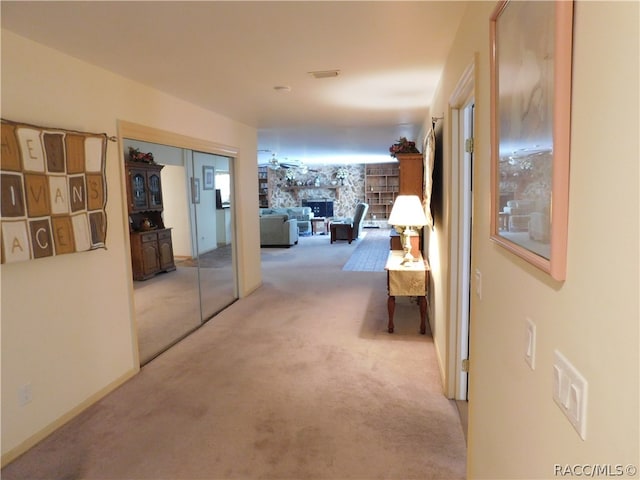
[258,166,269,208]
[364,163,400,221]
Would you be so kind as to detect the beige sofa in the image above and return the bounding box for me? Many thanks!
[259,214,298,247]
[259,207,313,235]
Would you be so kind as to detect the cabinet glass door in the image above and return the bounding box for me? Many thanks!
[148,173,162,208]
[132,172,147,210]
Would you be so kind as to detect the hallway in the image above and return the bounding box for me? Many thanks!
[2,234,466,479]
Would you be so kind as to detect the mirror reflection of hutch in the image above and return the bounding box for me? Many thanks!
[125,161,176,280]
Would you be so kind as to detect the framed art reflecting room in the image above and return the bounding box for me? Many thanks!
[489,0,574,281]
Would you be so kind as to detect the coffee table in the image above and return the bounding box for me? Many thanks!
[311,217,328,235]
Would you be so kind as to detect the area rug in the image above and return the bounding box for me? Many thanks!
[342,228,391,272]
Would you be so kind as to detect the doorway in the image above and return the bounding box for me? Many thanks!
[448,58,476,403]
[119,124,239,365]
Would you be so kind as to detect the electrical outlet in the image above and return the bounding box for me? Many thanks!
[525,317,536,370]
[553,350,588,440]
[18,383,33,406]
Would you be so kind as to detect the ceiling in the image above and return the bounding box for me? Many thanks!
[1,1,468,165]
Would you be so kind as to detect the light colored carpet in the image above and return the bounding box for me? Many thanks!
[134,264,236,365]
[175,245,233,268]
[134,266,202,364]
[2,234,466,479]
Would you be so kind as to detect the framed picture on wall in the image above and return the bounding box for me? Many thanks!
[203,165,214,190]
[489,0,574,281]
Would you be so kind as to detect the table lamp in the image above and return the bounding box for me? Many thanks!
[387,195,428,265]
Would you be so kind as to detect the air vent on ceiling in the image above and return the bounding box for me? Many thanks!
[308,69,340,79]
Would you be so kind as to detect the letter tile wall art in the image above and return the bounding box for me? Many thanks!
[1,119,108,263]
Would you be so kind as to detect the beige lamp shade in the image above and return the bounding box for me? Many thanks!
[388,195,428,227]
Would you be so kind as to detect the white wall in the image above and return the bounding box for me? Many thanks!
[428,2,639,477]
[160,165,192,258]
[191,151,218,254]
[0,30,261,462]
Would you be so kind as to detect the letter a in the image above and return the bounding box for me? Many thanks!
[11,236,24,253]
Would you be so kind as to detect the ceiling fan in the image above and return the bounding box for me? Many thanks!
[263,153,316,173]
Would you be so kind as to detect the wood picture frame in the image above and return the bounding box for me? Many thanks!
[489,0,573,281]
[202,165,214,190]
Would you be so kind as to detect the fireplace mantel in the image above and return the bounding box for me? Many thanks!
[283,185,340,199]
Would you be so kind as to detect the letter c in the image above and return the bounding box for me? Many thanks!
[35,227,49,249]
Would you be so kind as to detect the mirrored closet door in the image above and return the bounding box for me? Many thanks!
[124,139,237,365]
[191,151,237,321]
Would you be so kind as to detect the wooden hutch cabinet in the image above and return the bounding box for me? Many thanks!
[396,153,424,199]
[393,152,425,252]
[125,161,176,280]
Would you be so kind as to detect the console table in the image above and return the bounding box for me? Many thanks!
[385,251,429,334]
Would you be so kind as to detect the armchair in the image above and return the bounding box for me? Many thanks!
[330,203,369,244]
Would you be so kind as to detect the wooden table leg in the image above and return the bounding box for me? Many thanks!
[418,296,427,334]
[387,295,395,333]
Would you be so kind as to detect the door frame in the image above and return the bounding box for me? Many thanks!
[447,57,476,400]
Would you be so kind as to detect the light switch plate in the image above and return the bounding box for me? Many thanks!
[553,350,588,440]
